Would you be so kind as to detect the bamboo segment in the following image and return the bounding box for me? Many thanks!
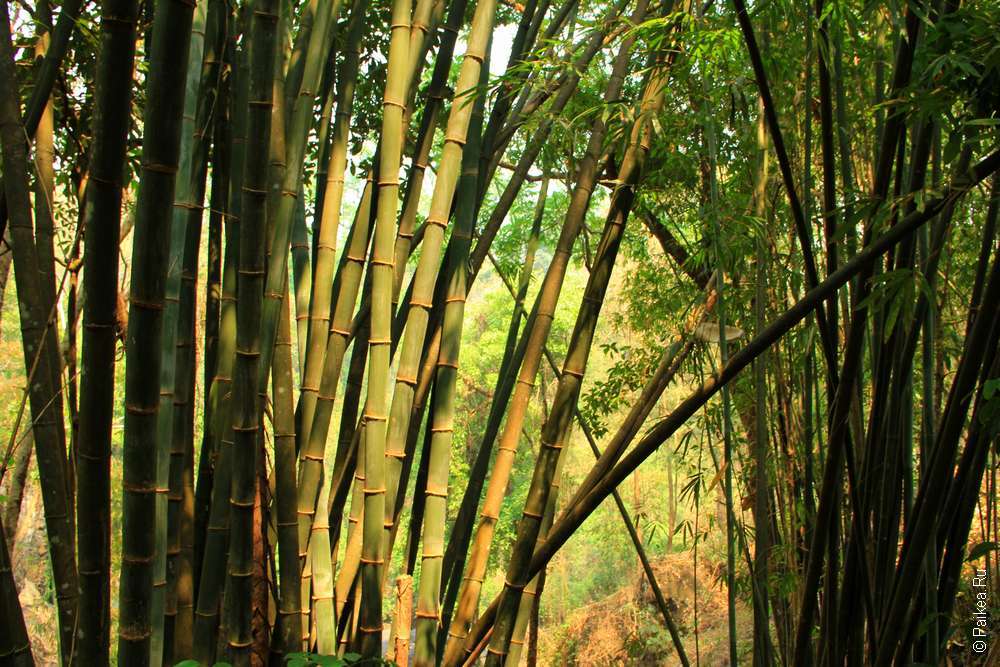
[390,575,414,667]
[272,278,303,656]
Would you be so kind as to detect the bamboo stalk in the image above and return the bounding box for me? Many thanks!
[75,0,140,658]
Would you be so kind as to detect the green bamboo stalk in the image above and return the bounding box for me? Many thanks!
[383,0,497,596]
[410,43,489,664]
[152,1,209,661]
[192,14,248,657]
[438,179,547,637]
[484,56,669,664]
[442,4,645,655]
[74,0,140,657]
[195,10,235,592]
[272,277,303,657]
[223,0,279,657]
[297,0,369,453]
[168,0,228,652]
[113,0,197,656]
[355,0,415,649]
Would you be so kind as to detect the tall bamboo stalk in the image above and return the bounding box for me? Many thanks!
[75,0,140,657]
[152,1,209,661]
[223,0,278,658]
[356,0,415,650]
[113,0,197,656]
[296,0,369,454]
[383,0,497,592]
[410,41,489,665]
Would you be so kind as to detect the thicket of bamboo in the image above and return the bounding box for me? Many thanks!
[0,0,998,663]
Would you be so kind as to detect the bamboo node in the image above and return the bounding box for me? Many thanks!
[414,611,440,620]
[425,485,448,498]
[359,557,384,565]
[395,374,418,386]
[362,486,387,495]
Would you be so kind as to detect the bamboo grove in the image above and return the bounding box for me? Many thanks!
[0,0,998,661]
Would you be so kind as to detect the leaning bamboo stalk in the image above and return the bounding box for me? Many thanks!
[297,0,369,452]
[383,0,497,590]
[489,253,693,665]
[484,53,669,663]
[438,180,547,634]
[223,0,279,657]
[410,44,489,664]
[442,4,646,655]
[0,14,77,665]
[459,150,1000,657]
[75,0,140,657]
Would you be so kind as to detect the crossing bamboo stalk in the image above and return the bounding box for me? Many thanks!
[442,4,648,655]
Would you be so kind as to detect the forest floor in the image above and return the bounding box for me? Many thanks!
[538,552,753,666]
